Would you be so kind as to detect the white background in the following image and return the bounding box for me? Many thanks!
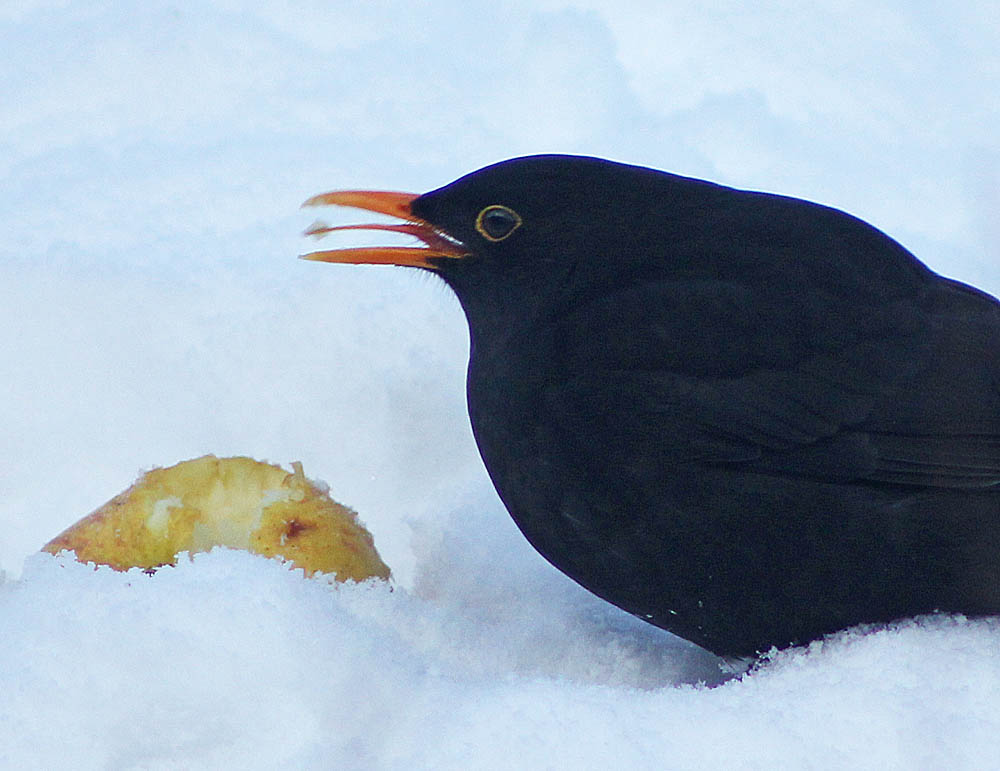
[1,2,998,768]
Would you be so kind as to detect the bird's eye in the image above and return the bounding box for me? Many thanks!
[475,205,522,242]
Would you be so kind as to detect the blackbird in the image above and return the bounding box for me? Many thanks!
[302,155,1000,660]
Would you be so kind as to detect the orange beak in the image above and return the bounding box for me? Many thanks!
[301,190,468,269]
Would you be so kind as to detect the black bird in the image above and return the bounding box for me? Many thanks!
[302,155,1000,660]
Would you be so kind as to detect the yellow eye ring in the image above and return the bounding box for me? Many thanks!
[475,205,522,242]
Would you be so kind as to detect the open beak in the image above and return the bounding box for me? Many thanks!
[301,190,468,269]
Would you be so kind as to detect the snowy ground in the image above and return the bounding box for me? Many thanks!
[1,2,998,768]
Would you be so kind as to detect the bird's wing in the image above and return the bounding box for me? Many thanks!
[544,277,1000,489]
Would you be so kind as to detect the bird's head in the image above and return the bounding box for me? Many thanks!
[302,155,705,336]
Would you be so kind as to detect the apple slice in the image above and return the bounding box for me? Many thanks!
[42,455,390,581]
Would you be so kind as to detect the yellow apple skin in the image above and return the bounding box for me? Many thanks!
[42,455,390,581]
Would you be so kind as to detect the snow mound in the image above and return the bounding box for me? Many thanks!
[2,546,999,770]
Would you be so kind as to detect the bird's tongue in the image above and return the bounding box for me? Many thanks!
[300,189,467,268]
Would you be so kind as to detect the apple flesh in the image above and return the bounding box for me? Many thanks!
[42,455,390,581]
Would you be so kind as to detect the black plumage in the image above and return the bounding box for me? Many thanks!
[303,155,1000,659]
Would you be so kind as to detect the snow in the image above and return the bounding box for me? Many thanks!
[1,1,998,768]
[5,547,1000,769]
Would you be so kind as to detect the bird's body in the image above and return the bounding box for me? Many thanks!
[304,155,1000,659]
